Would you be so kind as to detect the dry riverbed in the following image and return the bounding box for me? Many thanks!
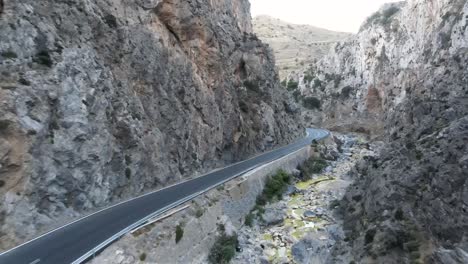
[233,134,376,264]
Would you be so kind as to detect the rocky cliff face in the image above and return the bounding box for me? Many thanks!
[298,0,468,263]
[0,0,302,249]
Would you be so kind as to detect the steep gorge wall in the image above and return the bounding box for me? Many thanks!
[0,0,302,249]
[299,0,468,263]
[301,0,467,137]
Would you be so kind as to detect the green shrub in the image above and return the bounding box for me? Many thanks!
[304,74,314,83]
[292,90,301,102]
[287,80,299,91]
[250,170,291,220]
[139,252,147,261]
[341,86,353,98]
[281,79,287,87]
[125,155,132,165]
[261,170,291,202]
[313,79,322,89]
[395,208,405,221]
[325,73,342,88]
[18,78,31,86]
[244,80,260,92]
[302,97,321,110]
[33,51,53,67]
[382,6,400,25]
[175,224,184,243]
[365,229,376,245]
[195,208,204,218]
[298,158,328,179]
[125,168,131,179]
[254,204,265,216]
[239,101,249,113]
[361,6,400,30]
[1,51,17,59]
[208,233,239,264]
[329,199,341,210]
[415,150,423,160]
[104,14,118,28]
[245,213,254,227]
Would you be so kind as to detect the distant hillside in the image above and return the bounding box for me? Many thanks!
[253,15,351,79]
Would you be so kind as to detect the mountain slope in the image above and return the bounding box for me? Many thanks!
[253,15,351,78]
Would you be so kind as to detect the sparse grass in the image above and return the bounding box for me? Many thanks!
[263,233,273,241]
[175,224,184,243]
[208,232,239,264]
[296,176,334,190]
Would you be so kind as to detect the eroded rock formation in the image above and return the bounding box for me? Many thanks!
[299,0,468,262]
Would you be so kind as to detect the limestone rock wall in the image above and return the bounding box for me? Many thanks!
[0,0,302,249]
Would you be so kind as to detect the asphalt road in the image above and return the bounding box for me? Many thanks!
[0,128,329,264]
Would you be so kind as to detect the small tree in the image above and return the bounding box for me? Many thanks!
[302,97,321,110]
[208,233,239,264]
[175,224,184,243]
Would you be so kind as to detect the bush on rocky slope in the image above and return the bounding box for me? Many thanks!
[208,231,239,264]
[298,157,328,180]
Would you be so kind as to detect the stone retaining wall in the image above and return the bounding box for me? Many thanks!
[90,145,313,264]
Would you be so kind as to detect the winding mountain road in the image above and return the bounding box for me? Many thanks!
[0,128,329,264]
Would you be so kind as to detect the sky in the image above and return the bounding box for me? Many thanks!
[250,0,404,33]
